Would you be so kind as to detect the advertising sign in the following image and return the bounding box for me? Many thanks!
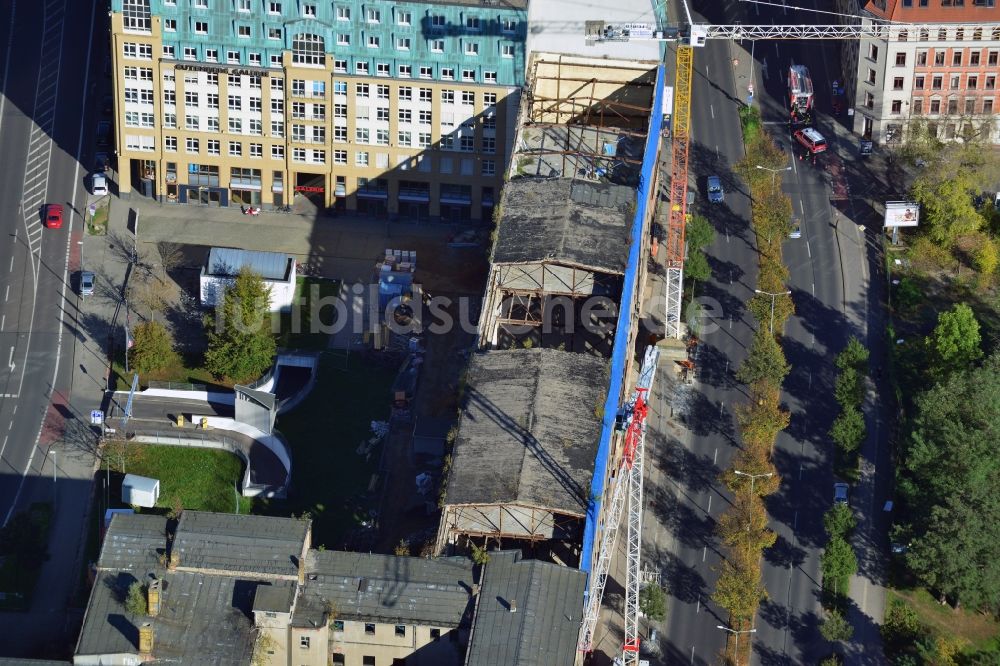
[884,201,920,228]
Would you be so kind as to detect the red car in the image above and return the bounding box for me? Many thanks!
[44,203,64,229]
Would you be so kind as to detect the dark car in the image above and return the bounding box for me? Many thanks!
[43,203,64,229]
[96,121,111,147]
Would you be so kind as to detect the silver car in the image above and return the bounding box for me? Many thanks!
[80,271,95,296]
[707,175,724,203]
[789,220,802,239]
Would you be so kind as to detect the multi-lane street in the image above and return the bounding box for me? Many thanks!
[653,0,888,663]
[0,0,101,654]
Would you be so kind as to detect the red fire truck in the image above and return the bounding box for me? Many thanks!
[788,64,814,125]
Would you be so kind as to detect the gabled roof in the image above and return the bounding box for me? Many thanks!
[204,247,293,281]
[97,513,167,571]
[173,511,309,577]
[295,551,476,628]
[465,551,587,666]
[445,348,608,514]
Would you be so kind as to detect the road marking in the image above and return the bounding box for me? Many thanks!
[705,63,710,77]
[799,199,805,215]
[3,285,7,301]
[775,42,780,57]
[808,371,812,390]
[710,104,715,119]
[806,241,812,258]
[7,346,14,370]
[690,646,696,664]
[702,545,707,561]
[811,282,816,296]
[0,315,4,330]
[714,447,719,465]
[793,510,798,529]
[7,256,12,272]
[719,400,724,416]
[726,228,730,243]
[799,463,804,480]
[707,495,713,514]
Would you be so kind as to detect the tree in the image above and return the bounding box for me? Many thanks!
[973,236,999,277]
[712,557,765,622]
[130,320,178,375]
[470,542,490,565]
[829,406,865,454]
[835,337,869,373]
[394,539,411,556]
[823,503,857,540]
[639,584,667,622]
[685,250,711,284]
[124,581,147,616]
[821,536,858,583]
[926,303,983,375]
[819,608,853,642]
[880,599,921,650]
[685,214,716,252]
[833,367,864,408]
[717,493,777,555]
[917,635,962,666]
[204,267,276,382]
[735,328,790,387]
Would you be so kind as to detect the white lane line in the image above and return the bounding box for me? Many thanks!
[7,256,12,272]
[3,285,8,301]
[702,546,708,561]
[706,63,710,77]
[799,463,804,480]
[690,646,696,664]
[726,228,730,243]
[7,346,14,370]
[793,511,799,529]
[714,447,719,465]
[710,104,715,119]
[806,241,812,258]
[707,495,713,514]
[812,283,816,295]
[799,199,805,215]
[0,315,4,330]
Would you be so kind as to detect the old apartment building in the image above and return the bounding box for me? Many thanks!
[838,0,1000,145]
[75,511,584,666]
[109,0,526,221]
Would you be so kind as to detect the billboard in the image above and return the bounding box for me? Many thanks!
[884,201,920,228]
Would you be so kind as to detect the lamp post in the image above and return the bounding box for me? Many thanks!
[754,289,792,335]
[733,470,774,530]
[717,624,757,666]
[755,164,792,189]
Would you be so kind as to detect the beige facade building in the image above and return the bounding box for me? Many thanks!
[109,0,526,221]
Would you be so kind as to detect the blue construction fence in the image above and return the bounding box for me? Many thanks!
[580,63,665,574]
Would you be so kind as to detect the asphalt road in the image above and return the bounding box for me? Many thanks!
[0,0,101,654]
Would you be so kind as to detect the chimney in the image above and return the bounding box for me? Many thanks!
[509,599,517,613]
[147,579,161,617]
[138,622,154,656]
[168,552,180,571]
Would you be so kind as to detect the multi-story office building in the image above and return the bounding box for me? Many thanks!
[841,0,1000,145]
[109,0,526,222]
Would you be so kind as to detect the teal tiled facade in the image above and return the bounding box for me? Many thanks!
[113,0,527,87]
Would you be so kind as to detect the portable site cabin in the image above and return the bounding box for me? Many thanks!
[122,474,160,508]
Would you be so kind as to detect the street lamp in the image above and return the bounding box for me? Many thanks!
[733,470,775,530]
[754,289,792,335]
[755,164,793,188]
[717,625,757,666]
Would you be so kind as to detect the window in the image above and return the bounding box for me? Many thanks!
[893,77,904,91]
[935,51,945,66]
[272,144,284,159]
[377,62,390,76]
[985,99,994,113]
[183,46,197,60]
[376,107,389,121]
[502,44,514,58]
[356,151,369,166]
[363,658,375,666]
[334,126,347,142]
[462,69,475,82]
[418,132,431,147]
[461,91,474,105]
[987,75,997,90]
[337,6,350,20]
[238,24,251,38]
[864,91,874,109]
[206,139,220,155]
[868,43,879,61]
[229,118,242,133]
[334,149,347,164]
[990,51,999,66]
[376,129,389,145]
[271,77,284,93]
[356,62,369,75]
[269,2,282,14]
[399,65,411,77]
[431,14,445,28]
[237,0,250,10]
[915,76,925,90]
[501,18,517,33]
[395,625,406,638]
[417,66,431,80]
[432,39,444,53]
[482,159,495,176]
[194,20,208,34]
[270,54,282,67]
[367,8,380,23]
[895,52,906,66]
[334,60,347,73]
[357,83,369,98]
[398,130,411,145]
[951,75,960,90]
[396,37,411,51]
[368,35,380,48]
[466,16,480,31]
[228,50,241,64]
[164,112,176,128]
[228,95,242,111]
[292,102,306,118]
[484,92,497,106]
[293,147,306,161]
[399,109,412,123]
[311,149,325,163]
[206,93,219,109]
[271,120,284,137]
[292,124,306,141]
[303,3,316,17]
[969,76,978,89]
[442,68,454,80]
[932,76,942,90]
[300,636,310,649]
[913,98,923,114]
[165,136,177,151]
[121,0,151,32]
[930,99,941,113]
[356,128,369,143]
[185,91,199,106]
[916,50,927,66]
[953,51,963,66]
[312,104,325,120]
[484,71,497,84]
[186,137,199,153]
[377,85,390,100]
[418,110,431,124]
[207,117,219,131]
[271,99,284,115]
[398,87,412,102]
[891,100,902,114]
[442,90,454,104]
[460,135,474,151]
[866,68,876,85]
[465,42,479,56]
[268,27,282,40]
[430,628,441,641]
[311,126,325,142]
[483,136,495,153]
[971,51,981,65]
[249,119,262,135]
[948,98,958,114]
[293,34,325,66]
[965,98,976,114]
[334,103,347,118]
[419,88,432,102]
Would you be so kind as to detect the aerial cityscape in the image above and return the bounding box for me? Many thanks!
[0,0,999,665]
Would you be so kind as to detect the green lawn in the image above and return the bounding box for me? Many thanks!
[112,350,230,392]
[261,352,395,548]
[273,276,342,351]
[0,503,53,611]
[87,201,109,235]
[888,587,1000,656]
[106,443,252,515]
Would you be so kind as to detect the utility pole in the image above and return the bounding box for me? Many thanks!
[716,625,757,666]
[754,164,792,189]
[754,289,791,335]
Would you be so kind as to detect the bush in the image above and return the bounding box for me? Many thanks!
[823,503,857,540]
[820,608,853,642]
[125,581,147,616]
[736,329,791,386]
[204,267,276,382]
[130,320,178,375]
[822,536,858,583]
[834,367,864,408]
[973,237,999,276]
[830,406,865,454]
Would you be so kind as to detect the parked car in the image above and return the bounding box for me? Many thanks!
[96,121,111,147]
[43,203,63,229]
[833,482,849,504]
[793,127,828,154]
[94,152,110,172]
[91,172,108,196]
[80,271,95,296]
[789,220,802,239]
[707,175,724,203]
[102,95,113,117]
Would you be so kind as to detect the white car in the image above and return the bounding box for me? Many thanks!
[91,172,108,196]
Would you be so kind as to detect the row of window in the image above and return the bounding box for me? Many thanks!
[911,73,997,91]
[865,93,996,115]
[880,24,1000,42]
[892,49,1000,68]
[158,112,496,139]
[901,0,995,6]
